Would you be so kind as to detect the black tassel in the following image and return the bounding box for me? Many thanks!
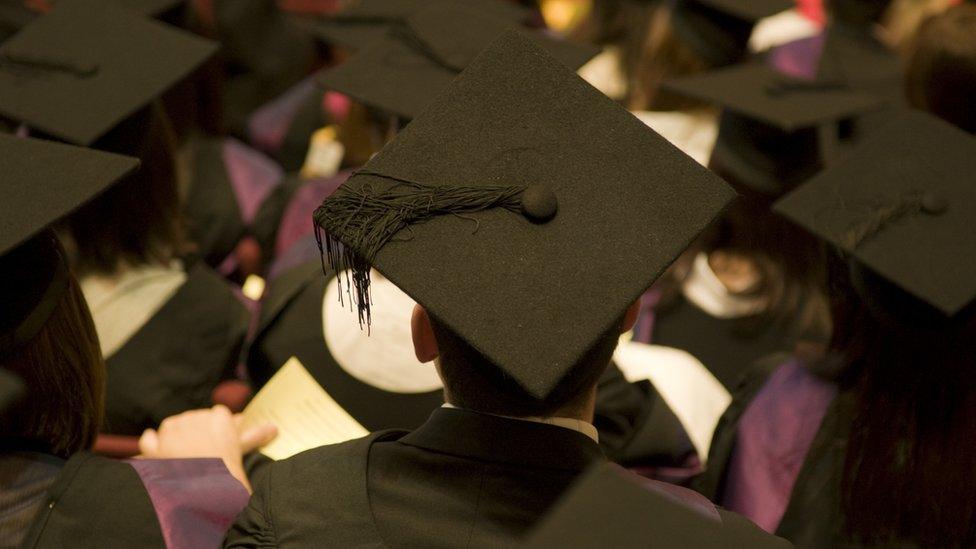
[314,170,526,329]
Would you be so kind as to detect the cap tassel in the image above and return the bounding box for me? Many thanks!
[0,52,98,78]
[313,171,528,329]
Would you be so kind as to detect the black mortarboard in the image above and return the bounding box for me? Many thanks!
[313,31,734,400]
[671,0,793,67]
[0,134,139,350]
[662,63,888,194]
[0,0,183,43]
[522,462,783,547]
[774,111,976,317]
[316,4,600,121]
[0,0,217,146]
[302,0,533,51]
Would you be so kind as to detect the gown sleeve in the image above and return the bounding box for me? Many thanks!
[223,466,278,549]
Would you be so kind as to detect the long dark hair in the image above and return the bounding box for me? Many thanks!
[64,103,185,275]
[823,250,976,546]
[1,272,105,457]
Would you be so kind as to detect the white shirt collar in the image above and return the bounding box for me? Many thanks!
[441,403,599,444]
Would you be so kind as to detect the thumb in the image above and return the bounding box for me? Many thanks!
[138,429,160,457]
[239,423,278,454]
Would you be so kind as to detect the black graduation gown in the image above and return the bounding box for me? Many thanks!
[695,354,853,548]
[224,407,607,548]
[102,264,248,435]
[650,294,797,391]
[247,259,696,468]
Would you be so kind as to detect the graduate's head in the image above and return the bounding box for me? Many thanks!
[0,2,217,275]
[411,302,641,418]
[313,31,733,420]
[0,135,138,456]
[906,4,976,134]
[65,103,184,275]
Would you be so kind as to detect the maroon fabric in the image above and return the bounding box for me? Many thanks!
[247,76,321,155]
[126,458,249,549]
[720,359,836,532]
[273,169,351,257]
[766,32,827,80]
[93,434,140,458]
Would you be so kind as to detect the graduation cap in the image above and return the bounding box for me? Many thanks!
[316,4,600,121]
[0,134,139,351]
[774,111,976,317]
[0,0,217,146]
[662,63,889,195]
[0,0,183,42]
[313,30,734,400]
[671,0,794,67]
[522,462,780,548]
[302,0,533,51]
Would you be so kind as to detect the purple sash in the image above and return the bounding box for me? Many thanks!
[126,458,249,549]
[247,76,321,155]
[274,169,352,257]
[766,32,827,80]
[222,139,283,225]
[720,359,836,532]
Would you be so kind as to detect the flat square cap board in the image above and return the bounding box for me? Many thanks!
[662,63,888,132]
[302,0,532,51]
[774,111,976,316]
[688,0,794,22]
[314,30,735,400]
[0,133,140,254]
[316,4,600,120]
[0,133,138,348]
[0,0,218,145]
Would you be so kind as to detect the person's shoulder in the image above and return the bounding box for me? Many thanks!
[717,508,794,548]
[263,430,407,487]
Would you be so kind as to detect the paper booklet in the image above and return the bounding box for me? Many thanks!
[241,357,369,460]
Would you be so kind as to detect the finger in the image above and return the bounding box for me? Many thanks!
[138,429,160,456]
[239,423,278,454]
[211,404,232,419]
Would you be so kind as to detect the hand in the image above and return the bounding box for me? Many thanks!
[139,405,277,492]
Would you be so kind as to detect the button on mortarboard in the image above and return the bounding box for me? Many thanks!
[315,4,599,120]
[314,30,735,400]
[0,0,217,145]
[774,111,976,316]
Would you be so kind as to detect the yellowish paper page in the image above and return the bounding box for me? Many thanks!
[241,357,369,460]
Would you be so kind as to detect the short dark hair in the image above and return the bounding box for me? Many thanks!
[430,315,622,418]
[0,272,105,456]
[64,103,185,275]
[905,5,976,134]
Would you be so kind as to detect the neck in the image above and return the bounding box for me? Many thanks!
[444,386,598,423]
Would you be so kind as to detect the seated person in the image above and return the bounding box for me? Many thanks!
[697,112,976,547]
[0,135,274,549]
[225,30,781,548]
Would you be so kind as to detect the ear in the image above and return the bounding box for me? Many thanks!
[620,298,642,334]
[411,304,440,363]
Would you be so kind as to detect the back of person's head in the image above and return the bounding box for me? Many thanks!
[822,250,976,546]
[0,270,105,457]
[430,314,623,418]
[905,4,976,133]
[64,103,184,275]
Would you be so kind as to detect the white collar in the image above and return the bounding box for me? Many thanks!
[681,253,767,319]
[323,273,443,394]
[441,403,599,444]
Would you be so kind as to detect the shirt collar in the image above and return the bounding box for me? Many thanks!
[441,403,599,444]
